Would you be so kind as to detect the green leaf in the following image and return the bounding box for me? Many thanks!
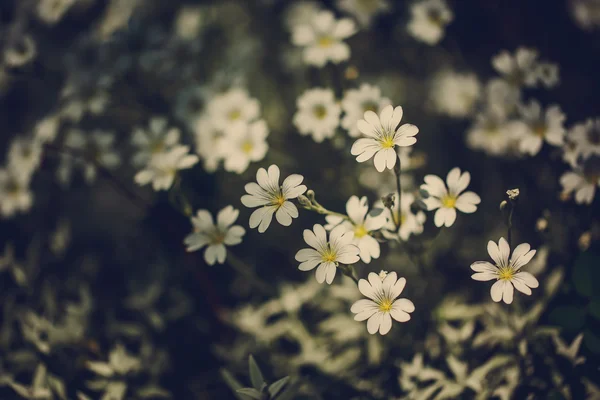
[236,388,262,399]
[548,306,586,332]
[590,299,600,320]
[248,355,264,391]
[220,369,254,400]
[584,329,600,354]
[268,376,290,399]
[572,251,600,298]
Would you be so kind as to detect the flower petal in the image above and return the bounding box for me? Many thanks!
[379,313,393,335]
[367,312,383,334]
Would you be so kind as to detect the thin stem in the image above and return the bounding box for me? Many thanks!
[393,154,402,229]
[340,264,359,285]
[507,207,514,249]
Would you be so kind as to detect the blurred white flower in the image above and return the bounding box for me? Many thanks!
[341,84,391,137]
[350,105,419,172]
[60,84,109,122]
[351,271,415,335]
[0,168,33,218]
[492,47,550,88]
[295,224,360,284]
[325,196,387,263]
[513,100,565,156]
[36,0,76,25]
[206,88,260,131]
[430,70,481,118]
[218,120,269,174]
[484,79,521,117]
[184,206,245,265]
[284,1,322,31]
[466,107,520,156]
[193,117,223,173]
[293,88,341,142]
[377,191,426,241]
[568,118,600,160]
[569,0,600,31]
[420,167,480,227]
[7,137,43,179]
[560,158,600,204]
[471,237,539,305]
[130,117,181,167]
[407,0,453,45]
[87,343,141,377]
[552,332,586,366]
[337,0,390,28]
[174,5,206,40]
[4,35,37,68]
[292,10,356,67]
[241,164,307,233]
[34,114,60,144]
[134,145,199,191]
[6,364,52,399]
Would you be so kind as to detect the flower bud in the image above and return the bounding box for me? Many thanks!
[419,188,429,199]
[297,194,311,208]
[381,193,395,209]
[499,200,508,211]
[506,188,520,201]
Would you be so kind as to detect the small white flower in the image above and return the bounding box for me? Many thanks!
[293,88,341,142]
[466,107,521,157]
[350,105,419,172]
[336,0,390,28]
[377,192,426,241]
[341,84,392,137]
[513,100,566,156]
[130,117,181,167]
[36,0,76,25]
[7,137,43,178]
[295,224,360,284]
[430,70,481,118]
[569,0,600,31]
[134,145,199,191]
[568,118,600,160]
[470,237,539,305]
[34,114,60,143]
[218,120,269,174]
[193,117,224,173]
[407,0,453,45]
[420,167,481,227]
[86,343,141,378]
[325,196,387,263]
[183,206,245,265]
[284,1,322,32]
[351,271,415,335]
[292,10,356,67]
[241,164,307,233]
[492,47,541,88]
[0,168,33,218]
[560,158,600,205]
[206,88,260,131]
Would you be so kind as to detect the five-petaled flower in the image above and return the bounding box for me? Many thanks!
[351,271,415,335]
[241,164,307,233]
[470,237,539,304]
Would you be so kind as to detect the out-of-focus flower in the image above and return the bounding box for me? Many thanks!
[7,137,43,179]
[337,0,390,28]
[206,88,260,131]
[36,0,76,24]
[560,157,600,204]
[184,206,245,265]
[466,107,520,156]
[130,117,181,168]
[34,115,60,144]
[292,10,356,67]
[492,47,558,88]
[569,0,600,31]
[134,145,198,191]
[241,164,307,233]
[430,70,481,118]
[4,35,37,68]
[377,191,426,241]
[470,237,539,304]
[341,84,391,137]
[0,168,33,218]
[218,120,269,174]
[513,100,565,156]
[325,196,387,263]
[420,167,480,227]
[552,333,586,366]
[295,224,360,284]
[60,84,109,122]
[293,88,341,142]
[86,343,140,400]
[193,117,223,173]
[174,5,206,40]
[350,105,419,172]
[407,0,453,45]
[284,1,322,32]
[568,118,600,160]
[5,364,53,399]
[351,271,415,335]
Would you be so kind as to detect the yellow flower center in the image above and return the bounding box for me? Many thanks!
[318,36,333,48]
[321,248,337,263]
[441,195,456,208]
[498,265,515,280]
[533,124,546,137]
[313,105,327,119]
[228,109,242,121]
[209,231,225,244]
[362,102,378,113]
[241,141,253,154]
[354,224,368,238]
[378,298,393,312]
[274,194,286,207]
[381,136,395,149]
[151,140,165,154]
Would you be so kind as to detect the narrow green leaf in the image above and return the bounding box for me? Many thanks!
[248,355,264,390]
[268,376,290,398]
[220,369,253,400]
[236,388,262,400]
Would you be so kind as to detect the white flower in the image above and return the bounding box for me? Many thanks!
[295,224,360,284]
[377,192,426,241]
[193,117,224,173]
[430,70,481,118]
[293,88,341,142]
[407,0,453,45]
[284,1,322,31]
[134,145,199,191]
[470,237,539,305]
[570,0,600,31]
[466,107,520,157]
[336,0,390,28]
[206,88,260,131]
[552,332,586,366]
[218,120,269,174]
[130,117,181,167]
[0,168,33,218]
[420,167,481,227]
[86,343,141,378]
[560,158,600,205]
[36,0,76,24]
[351,271,415,335]
[513,100,566,156]
[325,196,387,263]
[34,114,60,143]
[492,47,541,88]
[7,137,43,178]
[350,105,419,172]
[291,10,356,67]
[341,84,391,137]
[183,206,245,265]
[241,164,307,233]
[569,118,600,160]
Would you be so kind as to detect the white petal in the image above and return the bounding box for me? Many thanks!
[423,175,448,198]
[394,298,415,313]
[511,247,536,271]
[455,192,480,213]
[513,271,539,288]
[217,206,239,229]
[502,281,514,304]
[389,276,406,299]
[295,248,321,262]
[351,299,376,313]
[379,105,394,127]
[298,259,321,271]
[379,313,393,335]
[471,272,498,281]
[511,275,532,295]
[490,280,504,302]
[373,150,388,172]
[443,208,457,227]
[367,312,383,334]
